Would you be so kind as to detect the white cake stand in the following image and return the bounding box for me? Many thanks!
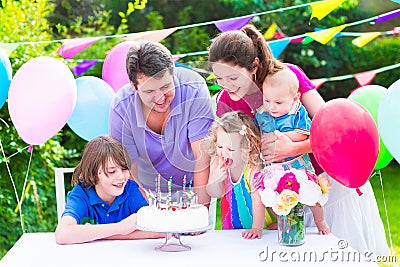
[136,224,212,252]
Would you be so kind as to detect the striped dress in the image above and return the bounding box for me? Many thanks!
[220,165,254,229]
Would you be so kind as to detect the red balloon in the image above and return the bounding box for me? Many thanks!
[310,99,379,188]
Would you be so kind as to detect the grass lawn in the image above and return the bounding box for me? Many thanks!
[370,163,400,262]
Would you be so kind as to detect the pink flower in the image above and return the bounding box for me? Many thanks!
[276,172,300,194]
[252,170,265,190]
[305,169,318,183]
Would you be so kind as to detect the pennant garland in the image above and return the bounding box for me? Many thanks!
[0,43,19,56]
[71,60,99,76]
[264,22,277,39]
[268,39,290,58]
[353,71,377,86]
[306,25,348,44]
[311,78,328,89]
[214,16,253,32]
[352,32,380,47]
[124,28,177,42]
[57,37,100,59]
[374,9,400,24]
[310,0,346,22]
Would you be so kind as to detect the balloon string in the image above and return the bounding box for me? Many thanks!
[16,145,34,233]
[6,146,30,160]
[377,170,394,256]
[0,118,9,128]
[0,139,25,232]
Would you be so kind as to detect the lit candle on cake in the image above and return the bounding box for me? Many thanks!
[155,174,160,209]
[188,179,193,206]
[167,176,172,209]
[182,175,187,208]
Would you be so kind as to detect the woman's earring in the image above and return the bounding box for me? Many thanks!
[253,73,257,81]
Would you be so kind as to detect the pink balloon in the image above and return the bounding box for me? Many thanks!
[310,98,379,188]
[8,56,77,145]
[102,41,134,92]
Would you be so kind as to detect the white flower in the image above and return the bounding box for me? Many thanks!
[258,188,277,207]
[299,180,322,206]
[290,168,308,184]
[318,193,329,206]
[263,165,285,190]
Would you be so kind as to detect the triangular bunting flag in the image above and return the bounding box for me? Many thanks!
[290,37,305,43]
[264,23,277,39]
[310,0,345,21]
[268,39,290,58]
[0,43,19,56]
[301,36,314,45]
[214,16,253,32]
[375,10,400,24]
[57,37,99,59]
[172,54,186,62]
[72,60,99,76]
[206,74,216,81]
[306,25,347,45]
[353,71,377,86]
[125,28,177,42]
[208,84,222,91]
[352,32,380,47]
[311,79,327,89]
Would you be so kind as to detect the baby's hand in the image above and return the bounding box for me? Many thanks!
[242,228,262,240]
[315,220,330,235]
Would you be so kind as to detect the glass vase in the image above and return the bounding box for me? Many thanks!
[277,203,305,246]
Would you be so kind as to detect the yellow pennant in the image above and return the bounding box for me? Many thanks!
[306,25,347,44]
[264,22,277,39]
[352,32,380,47]
[310,0,346,21]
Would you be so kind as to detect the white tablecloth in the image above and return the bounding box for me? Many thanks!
[1,228,377,267]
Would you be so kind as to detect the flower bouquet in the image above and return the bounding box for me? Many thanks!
[253,165,331,246]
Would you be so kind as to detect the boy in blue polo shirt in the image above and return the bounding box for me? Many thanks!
[55,135,163,244]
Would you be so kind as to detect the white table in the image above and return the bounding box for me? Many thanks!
[1,228,377,267]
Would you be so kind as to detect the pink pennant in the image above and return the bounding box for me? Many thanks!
[57,37,99,59]
[214,16,253,32]
[353,71,376,86]
[394,27,400,36]
[311,79,327,89]
[72,60,99,76]
[273,31,287,39]
[290,37,305,43]
[125,28,176,42]
[172,54,185,62]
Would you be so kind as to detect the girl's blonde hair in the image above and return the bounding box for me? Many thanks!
[72,135,131,188]
[204,111,261,166]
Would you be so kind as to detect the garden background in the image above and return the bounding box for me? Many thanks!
[0,0,399,261]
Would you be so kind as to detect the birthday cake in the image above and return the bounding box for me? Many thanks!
[136,176,209,232]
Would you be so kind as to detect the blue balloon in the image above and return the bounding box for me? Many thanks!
[0,48,12,109]
[378,78,400,164]
[67,76,115,141]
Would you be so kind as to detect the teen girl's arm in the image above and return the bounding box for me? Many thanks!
[242,165,265,239]
[261,90,325,163]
